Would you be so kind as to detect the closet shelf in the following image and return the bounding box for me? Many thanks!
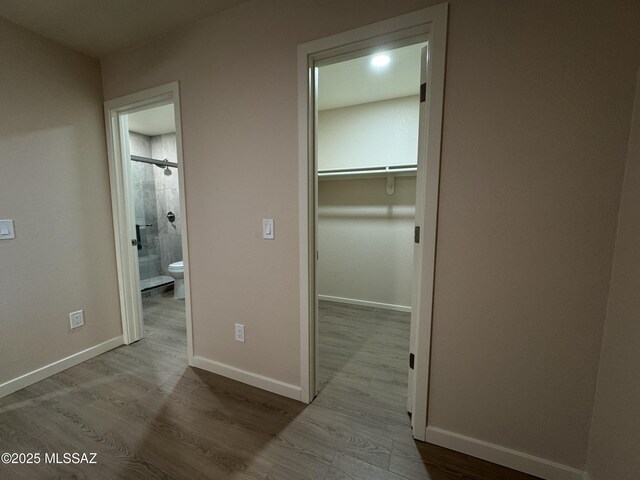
[317,164,417,181]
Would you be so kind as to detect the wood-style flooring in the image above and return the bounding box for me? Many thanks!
[0,294,539,479]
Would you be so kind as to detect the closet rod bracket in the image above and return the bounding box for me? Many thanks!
[386,172,395,195]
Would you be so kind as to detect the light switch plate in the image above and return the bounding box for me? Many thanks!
[263,218,274,240]
[0,219,15,239]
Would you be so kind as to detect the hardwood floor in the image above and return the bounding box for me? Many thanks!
[0,295,539,479]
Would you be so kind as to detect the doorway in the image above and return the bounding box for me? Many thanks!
[298,5,448,441]
[314,42,424,422]
[104,82,194,360]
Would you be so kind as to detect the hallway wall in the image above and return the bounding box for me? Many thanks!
[0,18,121,387]
[100,0,640,472]
[585,70,640,480]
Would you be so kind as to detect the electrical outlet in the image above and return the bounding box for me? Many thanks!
[234,323,245,342]
[69,310,84,329]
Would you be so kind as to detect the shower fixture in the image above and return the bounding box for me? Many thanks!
[155,159,173,176]
[130,154,178,173]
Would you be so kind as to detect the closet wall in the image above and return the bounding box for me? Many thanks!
[318,96,419,169]
[317,95,419,309]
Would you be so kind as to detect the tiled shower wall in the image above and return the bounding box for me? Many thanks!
[151,133,182,275]
[129,131,182,279]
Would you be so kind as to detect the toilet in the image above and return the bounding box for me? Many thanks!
[168,261,185,299]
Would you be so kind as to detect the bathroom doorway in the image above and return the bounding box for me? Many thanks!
[127,103,186,343]
[127,104,183,297]
[104,83,193,359]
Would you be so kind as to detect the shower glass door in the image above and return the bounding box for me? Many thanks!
[132,160,163,291]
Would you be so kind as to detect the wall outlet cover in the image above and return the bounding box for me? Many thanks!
[69,310,84,329]
[234,323,245,342]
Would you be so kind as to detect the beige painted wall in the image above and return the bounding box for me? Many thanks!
[426,2,638,469]
[100,0,640,469]
[318,96,419,170]
[318,177,415,307]
[0,18,121,384]
[585,71,640,480]
[318,97,418,307]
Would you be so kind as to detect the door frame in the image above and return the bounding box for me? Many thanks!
[297,4,447,441]
[104,81,194,362]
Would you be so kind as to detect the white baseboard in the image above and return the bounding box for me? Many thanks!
[0,336,124,399]
[318,295,411,313]
[425,426,585,480]
[191,356,302,401]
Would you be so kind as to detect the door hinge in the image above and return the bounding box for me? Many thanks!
[414,226,420,244]
[420,83,426,103]
[409,353,415,370]
[131,239,137,247]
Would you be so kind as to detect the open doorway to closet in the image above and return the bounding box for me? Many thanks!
[315,42,424,415]
[299,4,448,441]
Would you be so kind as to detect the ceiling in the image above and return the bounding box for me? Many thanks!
[0,0,251,58]
[128,104,175,136]
[318,42,426,111]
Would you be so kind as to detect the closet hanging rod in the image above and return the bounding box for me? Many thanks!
[131,154,178,169]
[317,164,417,177]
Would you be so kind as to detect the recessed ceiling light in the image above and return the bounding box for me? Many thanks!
[371,54,390,68]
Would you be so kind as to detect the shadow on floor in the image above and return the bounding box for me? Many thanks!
[0,296,540,480]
